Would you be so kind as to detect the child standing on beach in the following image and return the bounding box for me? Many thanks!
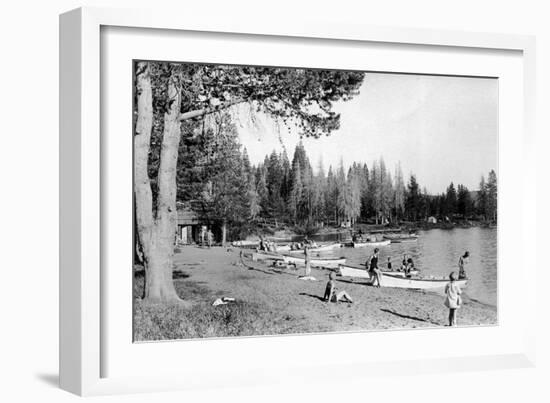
[444,271,462,326]
[323,272,353,303]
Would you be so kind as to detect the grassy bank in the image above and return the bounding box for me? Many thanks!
[133,272,306,341]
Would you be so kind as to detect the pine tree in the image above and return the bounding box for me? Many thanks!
[325,166,338,224]
[359,163,370,222]
[288,163,303,224]
[393,162,405,221]
[345,165,362,225]
[336,160,347,225]
[445,182,458,217]
[486,170,498,222]
[368,161,380,223]
[477,175,488,220]
[457,184,472,219]
[255,164,269,217]
[406,175,420,221]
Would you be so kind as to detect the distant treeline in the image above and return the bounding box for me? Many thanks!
[171,113,497,241]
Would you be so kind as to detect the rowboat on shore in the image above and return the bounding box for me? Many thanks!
[380,273,468,290]
[350,239,391,248]
[283,255,346,268]
[285,242,342,254]
[338,264,466,289]
[338,264,419,279]
[252,251,346,269]
[232,240,260,248]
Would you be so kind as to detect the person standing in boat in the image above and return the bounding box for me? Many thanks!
[386,256,393,271]
[367,248,382,287]
[458,251,469,279]
[444,271,463,326]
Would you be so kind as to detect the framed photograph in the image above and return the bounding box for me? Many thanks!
[60,7,536,396]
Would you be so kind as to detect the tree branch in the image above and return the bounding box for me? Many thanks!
[179,98,244,121]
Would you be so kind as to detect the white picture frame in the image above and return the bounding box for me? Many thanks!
[59,6,537,396]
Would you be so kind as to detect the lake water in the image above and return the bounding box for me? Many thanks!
[307,227,497,306]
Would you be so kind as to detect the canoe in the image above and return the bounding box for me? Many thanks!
[383,233,419,240]
[386,237,418,243]
[253,251,346,269]
[283,255,346,269]
[286,242,342,254]
[232,240,260,247]
[338,264,419,279]
[338,264,371,279]
[351,239,391,247]
[380,273,468,290]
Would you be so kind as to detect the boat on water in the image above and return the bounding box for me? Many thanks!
[383,234,418,243]
[253,251,346,269]
[338,264,419,279]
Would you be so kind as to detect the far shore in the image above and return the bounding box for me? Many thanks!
[134,245,497,341]
[233,220,496,244]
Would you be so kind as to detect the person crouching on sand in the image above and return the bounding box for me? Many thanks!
[444,271,463,326]
[323,272,353,303]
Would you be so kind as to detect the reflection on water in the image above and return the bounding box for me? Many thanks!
[308,228,497,306]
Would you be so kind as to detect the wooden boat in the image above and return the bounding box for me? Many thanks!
[286,242,342,254]
[386,237,418,243]
[232,240,260,248]
[383,233,419,243]
[274,244,291,252]
[351,239,391,248]
[380,273,467,290]
[338,264,371,279]
[339,264,466,289]
[283,255,346,268]
[253,251,346,269]
[338,264,419,279]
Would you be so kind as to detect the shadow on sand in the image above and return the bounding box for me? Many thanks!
[380,308,440,326]
[299,292,326,302]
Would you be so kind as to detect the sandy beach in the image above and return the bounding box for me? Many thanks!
[134,245,497,341]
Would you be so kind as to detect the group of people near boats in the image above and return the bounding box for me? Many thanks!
[288,236,318,251]
[257,236,319,253]
[254,234,471,326]
[322,246,470,326]
[258,236,278,252]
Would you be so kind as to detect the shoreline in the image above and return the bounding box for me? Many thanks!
[241,221,496,243]
[134,246,497,341]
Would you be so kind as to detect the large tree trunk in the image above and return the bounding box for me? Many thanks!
[147,70,183,302]
[134,62,155,299]
[134,62,182,303]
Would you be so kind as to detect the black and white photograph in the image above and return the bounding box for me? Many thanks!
[133,61,498,341]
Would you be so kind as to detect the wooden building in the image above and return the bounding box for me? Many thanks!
[176,203,202,244]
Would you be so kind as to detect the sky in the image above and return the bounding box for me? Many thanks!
[235,72,498,194]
